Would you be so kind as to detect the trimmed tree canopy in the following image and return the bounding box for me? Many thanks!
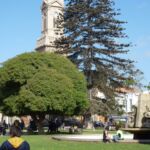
[0,52,89,116]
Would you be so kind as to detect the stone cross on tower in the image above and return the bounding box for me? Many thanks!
[36,0,64,52]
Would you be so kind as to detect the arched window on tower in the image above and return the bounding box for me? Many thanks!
[44,16,47,30]
[53,12,59,28]
[42,11,47,32]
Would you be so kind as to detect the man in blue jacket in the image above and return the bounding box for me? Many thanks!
[0,126,30,150]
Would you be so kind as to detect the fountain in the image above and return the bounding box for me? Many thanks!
[123,93,150,139]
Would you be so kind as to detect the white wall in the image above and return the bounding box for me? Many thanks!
[116,92,139,113]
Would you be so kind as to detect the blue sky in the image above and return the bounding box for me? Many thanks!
[0,0,150,85]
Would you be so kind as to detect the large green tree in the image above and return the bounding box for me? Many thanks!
[55,0,141,114]
[0,52,89,129]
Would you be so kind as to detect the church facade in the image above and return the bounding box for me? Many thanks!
[36,0,64,52]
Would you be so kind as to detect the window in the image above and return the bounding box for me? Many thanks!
[130,99,132,112]
[42,11,47,31]
[53,12,59,28]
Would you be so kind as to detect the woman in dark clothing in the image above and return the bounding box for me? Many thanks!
[103,126,111,142]
[0,126,30,150]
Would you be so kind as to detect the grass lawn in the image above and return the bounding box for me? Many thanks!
[0,135,149,150]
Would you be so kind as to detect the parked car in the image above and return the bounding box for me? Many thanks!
[63,118,83,128]
[62,118,83,133]
[93,121,104,128]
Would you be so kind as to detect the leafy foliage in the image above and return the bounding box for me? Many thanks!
[56,0,142,92]
[0,52,89,116]
[144,82,150,90]
[55,0,142,114]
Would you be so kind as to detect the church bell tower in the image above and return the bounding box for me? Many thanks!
[36,0,64,52]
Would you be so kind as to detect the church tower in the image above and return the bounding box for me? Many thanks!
[36,0,64,52]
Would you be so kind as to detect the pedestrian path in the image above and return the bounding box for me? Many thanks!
[52,134,133,142]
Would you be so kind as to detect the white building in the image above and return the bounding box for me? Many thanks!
[36,0,64,52]
[116,88,140,113]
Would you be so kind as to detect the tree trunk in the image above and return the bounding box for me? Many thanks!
[31,114,45,134]
[37,119,44,134]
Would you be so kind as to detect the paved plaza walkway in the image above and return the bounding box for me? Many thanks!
[52,134,133,142]
[52,134,150,143]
